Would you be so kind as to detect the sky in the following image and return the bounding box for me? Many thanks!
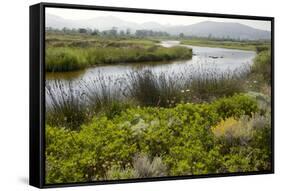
[46,7,271,31]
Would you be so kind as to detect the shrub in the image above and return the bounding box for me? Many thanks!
[212,117,254,146]
[45,94,270,183]
[251,50,271,84]
[45,126,85,183]
[212,113,272,172]
[213,94,259,119]
[255,46,269,53]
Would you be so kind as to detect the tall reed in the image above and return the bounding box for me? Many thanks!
[46,80,89,130]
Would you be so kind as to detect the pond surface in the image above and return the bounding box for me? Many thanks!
[46,41,256,105]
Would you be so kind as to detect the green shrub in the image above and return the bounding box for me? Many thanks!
[212,113,271,172]
[251,50,271,84]
[213,94,259,119]
[45,94,270,183]
[255,46,269,53]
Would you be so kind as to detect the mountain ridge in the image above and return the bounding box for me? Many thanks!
[46,13,271,40]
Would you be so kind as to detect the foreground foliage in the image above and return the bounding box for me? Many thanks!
[45,94,271,184]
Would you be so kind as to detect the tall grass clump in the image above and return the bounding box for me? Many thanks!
[46,76,133,129]
[126,70,184,107]
[106,154,167,180]
[83,74,132,119]
[132,154,167,178]
[46,80,90,130]
[126,68,247,106]
[187,71,247,102]
[46,48,88,72]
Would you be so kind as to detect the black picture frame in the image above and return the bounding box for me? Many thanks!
[30,2,275,188]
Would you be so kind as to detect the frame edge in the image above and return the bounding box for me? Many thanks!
[29,3,44,188]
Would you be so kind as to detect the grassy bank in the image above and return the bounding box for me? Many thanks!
[46,94,271,183]
[46,33,192,72]
[46,46,192,72]
[46,67,249,130]
[180,38,270,51]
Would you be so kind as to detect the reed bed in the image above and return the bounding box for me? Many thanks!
[46,66,249,129]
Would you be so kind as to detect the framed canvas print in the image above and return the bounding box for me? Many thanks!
[30,2,274,188]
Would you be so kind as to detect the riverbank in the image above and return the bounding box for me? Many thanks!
[46,33,192,72]
[180,38,270,51]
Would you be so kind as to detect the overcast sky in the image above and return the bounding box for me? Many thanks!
[46,7,271,31]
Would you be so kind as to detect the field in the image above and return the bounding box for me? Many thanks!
[45,31,272,184]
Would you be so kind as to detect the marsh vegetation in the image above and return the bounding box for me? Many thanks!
[46,34,192,72]
[45,30,272,184]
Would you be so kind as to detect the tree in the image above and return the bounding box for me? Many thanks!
[109,27,118,36]
[62,27,70,33]
[91,29,99,36]
[126,28,131,36]
[179,33,184,38]
[119,30,125,36]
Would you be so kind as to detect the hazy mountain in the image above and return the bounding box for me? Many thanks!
[46,14,138,31]
[46,14,270,40]
[46,14,76,29]
[81,16,139,31]
[167,21,270,40]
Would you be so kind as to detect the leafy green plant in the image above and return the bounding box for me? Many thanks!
[46,94,271,183]
[251,50,271,84]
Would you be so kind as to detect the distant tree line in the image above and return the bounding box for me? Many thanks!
[46,26,169,38]
[178,32,268,42]
[46,26,268,42]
